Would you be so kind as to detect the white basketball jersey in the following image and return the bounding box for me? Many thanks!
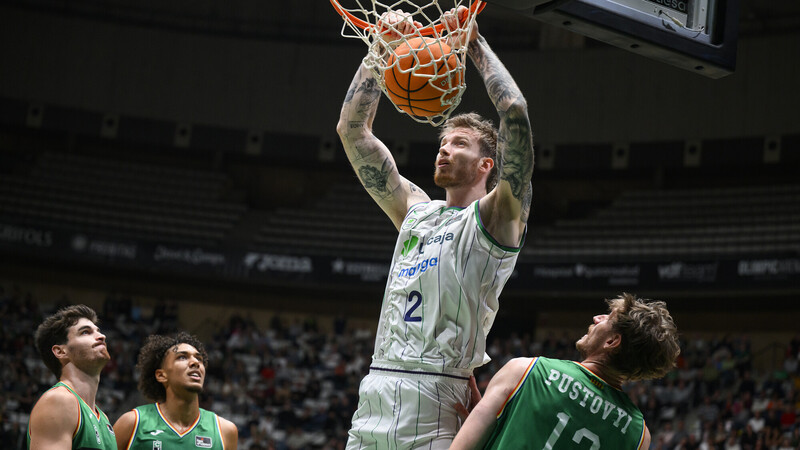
[372,199,523,373]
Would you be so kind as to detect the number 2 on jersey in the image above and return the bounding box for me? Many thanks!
[544,412,600,450]
[404,291,422,322]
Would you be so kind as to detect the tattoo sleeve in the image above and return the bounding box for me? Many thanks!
[468,36,534,210]
[338,65,402,202]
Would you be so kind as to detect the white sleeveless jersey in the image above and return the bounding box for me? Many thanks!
[372,199,523,374]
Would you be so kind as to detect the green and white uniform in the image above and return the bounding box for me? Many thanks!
[485,357,647,450]
[123,403,225,450]
[26,381,117,450]
[347,200,523,450]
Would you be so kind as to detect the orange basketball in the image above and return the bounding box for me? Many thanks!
[384,37,462,118]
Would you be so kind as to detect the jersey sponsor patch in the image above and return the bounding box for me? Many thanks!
[397,256,438,278]
[195,435,213,448]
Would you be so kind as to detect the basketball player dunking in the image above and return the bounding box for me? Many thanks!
[336,7,534,449]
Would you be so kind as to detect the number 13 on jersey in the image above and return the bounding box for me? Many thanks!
[545,412,600,449]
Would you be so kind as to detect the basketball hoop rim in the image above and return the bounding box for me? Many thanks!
[329,0,486,36]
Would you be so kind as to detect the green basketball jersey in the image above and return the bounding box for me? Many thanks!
[123,403,224,450]
[485,357,647,450]
[27,381,117,450]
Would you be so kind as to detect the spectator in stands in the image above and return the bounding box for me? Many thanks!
[748,409,766,433]
[696,395,722,425]
[739,423,758,449]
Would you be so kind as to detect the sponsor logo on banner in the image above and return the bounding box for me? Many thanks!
[657,262,718,283]
[244,252,312,273]
[71,234,137,259]
[533,263,640,285]
[737,258,800,278]
[0,223,54,247]
[331,258,390,282]
[153,245,226,266]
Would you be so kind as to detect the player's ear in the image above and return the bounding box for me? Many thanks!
[52,344,68,360]
[155,368,168,384]
[605,333,622,351]
[479,156,494,173]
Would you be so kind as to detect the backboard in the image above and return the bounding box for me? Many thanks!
[486,0,739,78]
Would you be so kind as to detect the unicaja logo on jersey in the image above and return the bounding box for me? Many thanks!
[196,436,213,448]
[401,236,419,257]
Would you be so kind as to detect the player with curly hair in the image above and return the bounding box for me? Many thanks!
[113,332,238,450]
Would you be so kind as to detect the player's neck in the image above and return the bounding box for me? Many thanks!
[445,184,485,208]
[60,368,100,409]
[160,390,201,428]
[579,359,624,390]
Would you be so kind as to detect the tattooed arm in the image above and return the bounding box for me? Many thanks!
[470,32,534,248]
[336,63,430,230]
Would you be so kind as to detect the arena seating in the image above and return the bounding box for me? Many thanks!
[525,184,800,261]
[0,151,247,245]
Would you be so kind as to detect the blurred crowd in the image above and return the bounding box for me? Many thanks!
[1,284,799,449]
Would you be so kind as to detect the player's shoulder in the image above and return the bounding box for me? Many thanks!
[217,415,237,432]
[216,414,239,447]
[29,384,81,438]
[115,409,138,423]
[113,409,138,431]
[495,357,538,383]
[33,384,78,411]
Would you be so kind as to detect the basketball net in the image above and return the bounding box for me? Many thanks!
[331,0,485,126]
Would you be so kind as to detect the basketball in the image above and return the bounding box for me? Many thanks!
[384,37,462,118]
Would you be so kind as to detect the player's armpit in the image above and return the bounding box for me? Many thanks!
[28,388,80,450]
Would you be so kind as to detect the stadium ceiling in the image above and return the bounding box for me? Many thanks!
[9,0,800,47]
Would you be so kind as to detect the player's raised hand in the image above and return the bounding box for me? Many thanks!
[443,6,479,50]
[377,9,422,47]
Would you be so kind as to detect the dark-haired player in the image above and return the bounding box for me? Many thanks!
[27,304,116,449]
[113,332,238,450]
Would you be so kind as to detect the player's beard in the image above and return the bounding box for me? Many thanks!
[433,158,480,189]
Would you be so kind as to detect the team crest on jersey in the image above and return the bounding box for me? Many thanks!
[106,424,115,435]
[196,435,213,448]
[153,441,162,450]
